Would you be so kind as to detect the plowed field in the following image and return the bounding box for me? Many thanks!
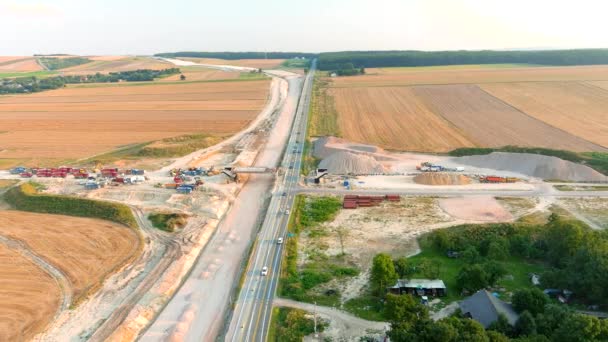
[481,82,608,147]
[0,79,270,161]
[0,57,42,72]
[413,85,603,152]
[0,244,61,342]
[0,210,141,302]
[330,87,474,151]
[61,56,172,74]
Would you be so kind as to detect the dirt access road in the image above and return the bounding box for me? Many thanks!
[140,65,303,341]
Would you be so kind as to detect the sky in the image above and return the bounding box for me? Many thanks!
[1,0,607,55]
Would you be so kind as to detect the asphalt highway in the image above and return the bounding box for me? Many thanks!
[225,61,316,341]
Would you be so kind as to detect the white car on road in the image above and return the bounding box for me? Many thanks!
[277,237,284,244]
[261,266,268,276]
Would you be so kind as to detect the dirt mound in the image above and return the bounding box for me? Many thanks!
[313,136,385,159]
[414,173,471,185]
[319,151,386,175]
[439,196,513,222]
[453,152,607,181]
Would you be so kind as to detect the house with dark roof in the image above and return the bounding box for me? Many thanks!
[459,290,519,328]
[388,279,447,297]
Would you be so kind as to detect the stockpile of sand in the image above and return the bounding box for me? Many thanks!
[453,152,608,182]
[414,173,472,185]
[319,151,386,175]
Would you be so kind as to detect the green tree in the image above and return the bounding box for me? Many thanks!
[456,264,488,292]
[488,313,513,337]
[393,257,412,278]
[487,240,510,260]
[483,261,507,285]
[417,259,440,279]
[535,304,569,336]
[552,314,602,342]
[486,330,510,342]
[385,293,429,341]
[419,320,458,342]
[512,288,548,315]
[462,246,482,264]
[370,253,398,295]
[515,311,537,337]
[180,74,186,80]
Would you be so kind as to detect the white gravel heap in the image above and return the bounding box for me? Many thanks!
[319,151,386,175]
[453,152,608,182]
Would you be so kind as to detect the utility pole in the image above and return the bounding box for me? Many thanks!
[313,301,318,338]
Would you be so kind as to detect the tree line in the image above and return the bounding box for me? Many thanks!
[0,68,180,94]
[155,51,317,60]
[317,49,608,70]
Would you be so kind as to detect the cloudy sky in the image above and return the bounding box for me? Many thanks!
[1,0,607,55]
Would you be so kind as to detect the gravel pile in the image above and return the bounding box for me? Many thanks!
[453,152,607,182]
[319,151,386,175]
[414,173,472,185]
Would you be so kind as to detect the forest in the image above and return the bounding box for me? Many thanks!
[317,49,608,70]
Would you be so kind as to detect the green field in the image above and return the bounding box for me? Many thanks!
[0,70,56,79]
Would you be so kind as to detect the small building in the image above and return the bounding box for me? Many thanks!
[459,290,519,328]
[388,279,447,297]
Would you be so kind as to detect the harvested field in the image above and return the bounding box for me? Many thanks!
[0,210,141,302]
[161,67,239,82]
[330,65,608,87]
[414,173,471,185]
[0,57,42,72]
[61,56,172,74]
[0,79,270,162]
[482,82,608,147]
[180,57,285,69]
[0,244,61,342]
[330,87,474,151]
[412,84,604,152]
[438,196,513,222]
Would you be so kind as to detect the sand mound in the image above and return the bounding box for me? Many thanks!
[313,136,385,159]
[414,173,471,185]
[319,151,386,175]
[453,152,607,182]
[439,196,513,222]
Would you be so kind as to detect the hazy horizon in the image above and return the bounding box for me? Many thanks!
[2,0,608,56]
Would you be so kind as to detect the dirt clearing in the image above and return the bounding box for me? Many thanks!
[558,197,608,229]
[412,84,603,152]
[414,173,471,185]
[0,210,141,302]
[0,244,61,342]
[481,82,608,147]
[318,151,386,175]
[330,87,475,151]
[0,79,270,163]
[438,196,513,222]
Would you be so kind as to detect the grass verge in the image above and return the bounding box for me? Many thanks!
[268,307,326,342]
[308,74,340,138]
[4,182,137,228]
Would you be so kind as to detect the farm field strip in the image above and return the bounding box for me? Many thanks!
[0,57,42,72]
[412,84,606,152]
[331,87,475,152]
[481,82,608,148]
[0,100,266,111]
[61,56,172,74]
[0,243,61,342]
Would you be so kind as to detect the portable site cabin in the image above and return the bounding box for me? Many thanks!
[388,279,447,297]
